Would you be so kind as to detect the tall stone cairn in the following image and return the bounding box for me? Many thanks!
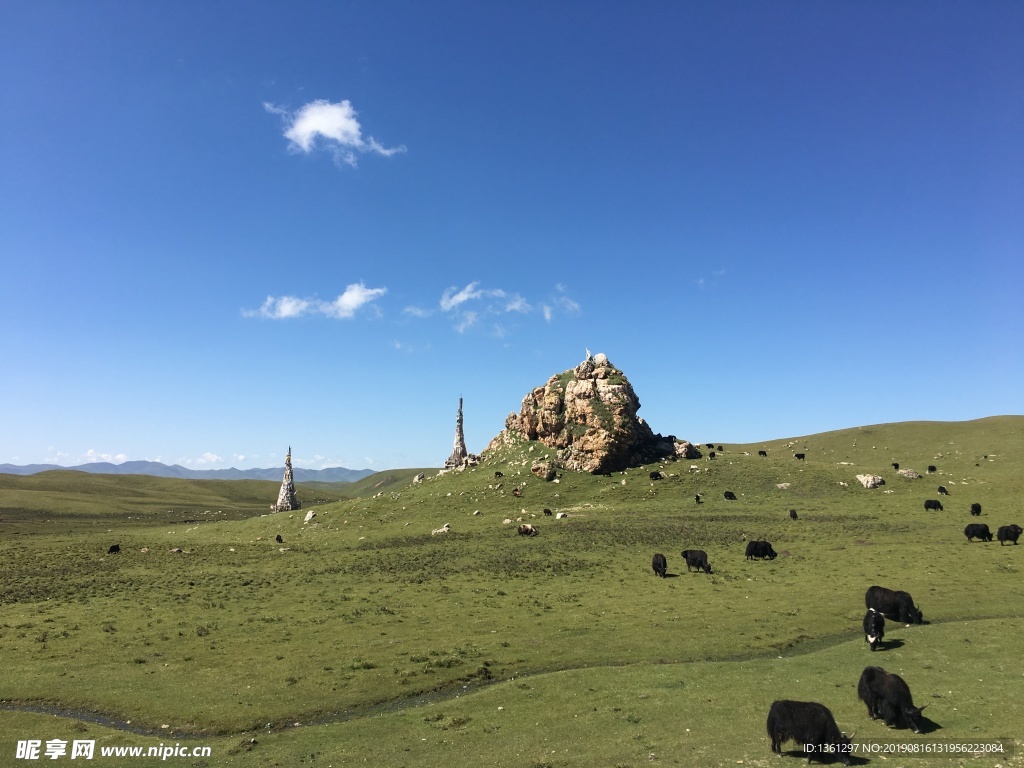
[442,398,480,472]
[273,446,301,512]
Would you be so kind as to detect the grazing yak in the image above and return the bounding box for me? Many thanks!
[863,608,885,651]
[708,451,717,459]
[938,485,949,496]
[745,540,777,560]
[107,544,120,555]
[694,494,703,504]
[651,553,667,578]
[858,666,925,733]
[723,491,737,501]
[794,452,806,460]
[649,471,663,481]
[766,700,851,765]
[927,465,937,473]
[789,508,799,520]
[511,487,523,498]
[543,508,553,516]
[924,499,943,512]
[275,535,283,544]
[517,523,539,537]
[706,443,714,449]
[970,503,982,516]
[681,549,712,574]
[997,524,1023,545]
[758,450,768,457]
[892,462,899,470]
[965,523,993,542]
[494,471,504,479]
[865,586,923,625]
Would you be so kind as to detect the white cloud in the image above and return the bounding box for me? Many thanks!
[194,452,224,466]
[248,295,312,319]
[244,283,387,320]
[84,449,128,464]
[403,305,433,318]
[542,304,553,322]
[323,283,387,318]
[265,99,406,167]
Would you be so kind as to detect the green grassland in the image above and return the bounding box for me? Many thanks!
[1,417,1022,767]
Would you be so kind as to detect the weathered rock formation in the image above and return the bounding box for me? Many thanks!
[897,468,922,479]
[486,352,695,473]
[273,447,301,512]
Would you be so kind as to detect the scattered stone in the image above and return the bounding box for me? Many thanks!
[897,468,922,479]
[856,474,885,489]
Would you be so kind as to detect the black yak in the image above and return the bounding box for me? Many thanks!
[965,523,993,542]
[858,666,925,733]
[651,552,667,578]
[863,608,885,651]
[745,540,777,560]
[865,586,923,625]
[997,524,1022,545]
[766,700,851,765]
[681,549,711,574]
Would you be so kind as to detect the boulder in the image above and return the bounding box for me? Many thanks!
[897,468,922,479]
[531,461,557,481]
[856,474,885,489]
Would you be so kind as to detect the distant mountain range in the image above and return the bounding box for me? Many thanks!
[0,460,374,483]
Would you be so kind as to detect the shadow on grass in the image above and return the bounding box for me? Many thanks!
[915,714,942,735]
[778,748,868,765]
[874,638,905,651]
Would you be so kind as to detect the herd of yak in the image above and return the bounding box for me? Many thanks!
[645,453,1020,764]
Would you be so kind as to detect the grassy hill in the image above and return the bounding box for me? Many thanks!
[0,417,1021,766]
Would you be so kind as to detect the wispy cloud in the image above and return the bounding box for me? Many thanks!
[540,285,581,323]
[504,294,531,313]
[402,305,433,319]
[244,282,387,320]
[264,98,406,167]
[694,269,725,290]
[455,311,478,334]
[439,282,506,311]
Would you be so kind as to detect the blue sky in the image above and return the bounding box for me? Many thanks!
[2,1,1021,472]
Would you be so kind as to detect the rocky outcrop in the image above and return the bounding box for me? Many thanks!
[485,352,695,474]
[897,468,922,479]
